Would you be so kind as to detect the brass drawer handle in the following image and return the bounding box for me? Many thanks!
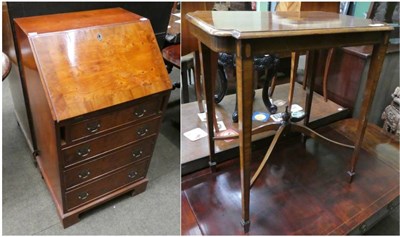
[86,121,101,133]
[78,170,91,179]
[137,128,149,137]
[78,192,89,200]
[76,146,91,157]
[128,171,138,179]
[132,150,143,158]
[134,108,147,118]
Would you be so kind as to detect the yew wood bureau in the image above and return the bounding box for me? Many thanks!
[14,8,172,227]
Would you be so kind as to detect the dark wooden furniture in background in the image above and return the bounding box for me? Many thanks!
[186,10,392,233]
[163,2,181,73]
[285,2,340,102]
[311,1,399,125]
[163,44,181,70]
[2,2,173,156]
[312,44,399,125]
[181,2,214,110]
[14,8,172,227]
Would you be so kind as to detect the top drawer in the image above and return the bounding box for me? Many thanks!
[64,95,163,144]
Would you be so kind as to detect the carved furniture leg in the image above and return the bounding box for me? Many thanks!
[323,48,334,102]
[198,42,218,172]
[348,36,389,182]
[194,51,205,113]
[268,55,280,97]
[232,87,256,123]
[262,65,278,113]
[215,63,228,104]
[236,40,253,233]
[269,69,277,97]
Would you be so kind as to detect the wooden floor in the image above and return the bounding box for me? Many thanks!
[181,119,399,235]
[181,83,349,174]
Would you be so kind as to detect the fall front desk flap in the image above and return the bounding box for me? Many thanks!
[15,8,172,122]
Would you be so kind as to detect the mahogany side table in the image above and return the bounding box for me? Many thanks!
[186,11,392,233]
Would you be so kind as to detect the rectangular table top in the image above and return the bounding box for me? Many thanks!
[186,11,393,39]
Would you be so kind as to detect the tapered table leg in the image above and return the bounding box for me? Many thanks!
[236,40,254,233]
[348,36,389,182]
[198,42,218,172]
[194,51,205,113]
[288,52,299,109]
[304,50,318,126]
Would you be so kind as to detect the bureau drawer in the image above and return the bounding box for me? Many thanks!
[65,159,149,210]
[64,136,155,189]
[66,97,162,143]
[62,118,160,167]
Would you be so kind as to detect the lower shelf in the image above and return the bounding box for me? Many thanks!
[181,83,350,175]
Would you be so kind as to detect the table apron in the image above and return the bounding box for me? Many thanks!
[189,23,388,55]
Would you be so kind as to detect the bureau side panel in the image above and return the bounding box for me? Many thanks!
[14,23,63,212]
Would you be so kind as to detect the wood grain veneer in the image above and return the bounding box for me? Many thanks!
[15,8,171,121]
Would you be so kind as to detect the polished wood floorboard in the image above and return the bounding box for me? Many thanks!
[181,119,399,235]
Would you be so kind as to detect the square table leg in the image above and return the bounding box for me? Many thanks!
[348,36,390,182]
[235,40,254,233]
[304,50,318,126]
[198,42,218,172]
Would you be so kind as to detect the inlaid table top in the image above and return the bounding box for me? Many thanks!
[186,11,392,39]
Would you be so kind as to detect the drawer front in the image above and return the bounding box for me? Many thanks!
[62,118,160,167]
[65,159,149,210]
[68,97,162,142]
[64,136,155,189]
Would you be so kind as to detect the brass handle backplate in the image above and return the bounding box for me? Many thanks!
[128,171,138,179]
[137,128,149,137]
[77,146,91,157]
[78,170,91,179]
[78,192,89,200]
[132,150,143,158]
[134,108,147,118]
[86,121,101,133]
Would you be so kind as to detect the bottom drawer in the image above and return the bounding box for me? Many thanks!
[65,159,149,210]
